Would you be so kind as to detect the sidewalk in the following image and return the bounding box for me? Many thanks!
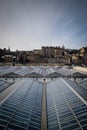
[73,66,87,73]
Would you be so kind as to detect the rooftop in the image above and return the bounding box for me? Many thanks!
[0,66,87,130]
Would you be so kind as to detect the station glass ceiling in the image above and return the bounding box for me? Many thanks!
[0,66,87,130]
[46,78,87,130]
[0,79,43,130]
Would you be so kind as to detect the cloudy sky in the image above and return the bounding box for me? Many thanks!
[0,0,87,51]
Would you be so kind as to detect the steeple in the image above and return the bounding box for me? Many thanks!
[8,46,10,51]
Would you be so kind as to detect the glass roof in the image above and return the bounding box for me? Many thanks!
[0,66,87,130]
[46,78,87,130]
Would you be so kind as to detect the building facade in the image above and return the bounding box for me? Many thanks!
[1,55,16,63]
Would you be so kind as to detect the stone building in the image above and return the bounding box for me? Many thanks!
[1,55,16,63]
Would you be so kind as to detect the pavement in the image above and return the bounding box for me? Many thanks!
[73,66,87,74]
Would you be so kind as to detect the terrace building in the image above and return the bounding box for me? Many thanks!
[80,47,87,65]
[1,55,16,63]
[42,46,65,58]
[33,49,42,55]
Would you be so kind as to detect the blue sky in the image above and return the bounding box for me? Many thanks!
[0,0,87,50]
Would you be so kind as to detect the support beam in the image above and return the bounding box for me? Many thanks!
[41,79,47,130]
